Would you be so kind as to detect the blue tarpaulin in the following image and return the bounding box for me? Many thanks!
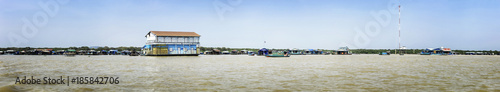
[258,48,269,55]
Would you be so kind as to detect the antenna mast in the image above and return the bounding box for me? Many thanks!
[398,0,401,55]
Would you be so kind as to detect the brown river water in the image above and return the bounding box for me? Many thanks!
[0,55,499,91]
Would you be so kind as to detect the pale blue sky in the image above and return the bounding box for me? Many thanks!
[1,0,499,50]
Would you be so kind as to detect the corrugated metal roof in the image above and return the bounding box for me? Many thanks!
[149,31,200,37]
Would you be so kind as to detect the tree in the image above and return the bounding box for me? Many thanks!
[199,46,206,52]
[97,47,104,51]
[103,46,110,51]
[80,46,89,50]
[25,47,31,51]
[69,47,77,49]
[129,46,136,51]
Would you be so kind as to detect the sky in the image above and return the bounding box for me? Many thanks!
[0,0,499,50]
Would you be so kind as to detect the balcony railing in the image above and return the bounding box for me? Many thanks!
[146,41,200,45]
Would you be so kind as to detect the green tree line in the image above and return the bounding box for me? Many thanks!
[0,46,141,51]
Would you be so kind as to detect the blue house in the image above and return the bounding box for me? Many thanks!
[142,31,200,56]
[420,47,452,55]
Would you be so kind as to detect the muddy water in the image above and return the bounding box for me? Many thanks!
[0,55,499,91]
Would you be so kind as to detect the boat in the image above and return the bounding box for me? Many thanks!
[231,50,238,55]
[289,48,304,55]
[56,50,65,55]
[240,50,248,54]
[6,50,16,55]
[19,51,26,55]
[203,51,212,55]
[129,50,139,56]
[41,49,52,55]
[222,51,230,54]
[266,50,290,57]
[64,49,76,56]
[379,51,391,55]
[121,50,130,55]
[0,51,3,55]
[248,51,255,56]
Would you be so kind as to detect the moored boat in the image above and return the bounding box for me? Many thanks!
[231,50,238,55]
[379,51,391,55]
[248,51,255,56]
[240,50,248,55]
[266,50,290,57]
[289,48,304,55]
[222,51,230,54]
[129,50,140,56]
[6,50,16,55]
[64,49,76,56]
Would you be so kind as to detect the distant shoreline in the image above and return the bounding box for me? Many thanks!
[0,46,498,55]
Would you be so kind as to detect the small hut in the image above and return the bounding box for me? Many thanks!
[258,48,269,56]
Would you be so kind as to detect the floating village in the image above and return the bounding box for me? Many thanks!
[1,4,498,57]
[0,31,498,57]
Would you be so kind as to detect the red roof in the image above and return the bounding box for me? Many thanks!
[149,31,200,37]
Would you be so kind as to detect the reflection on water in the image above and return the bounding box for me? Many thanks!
[0,55,499,91]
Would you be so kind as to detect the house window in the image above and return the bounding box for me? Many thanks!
[158,37,165,42]
[178,37,184,42]
[166,37,172,42]
[172,37,177,43]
